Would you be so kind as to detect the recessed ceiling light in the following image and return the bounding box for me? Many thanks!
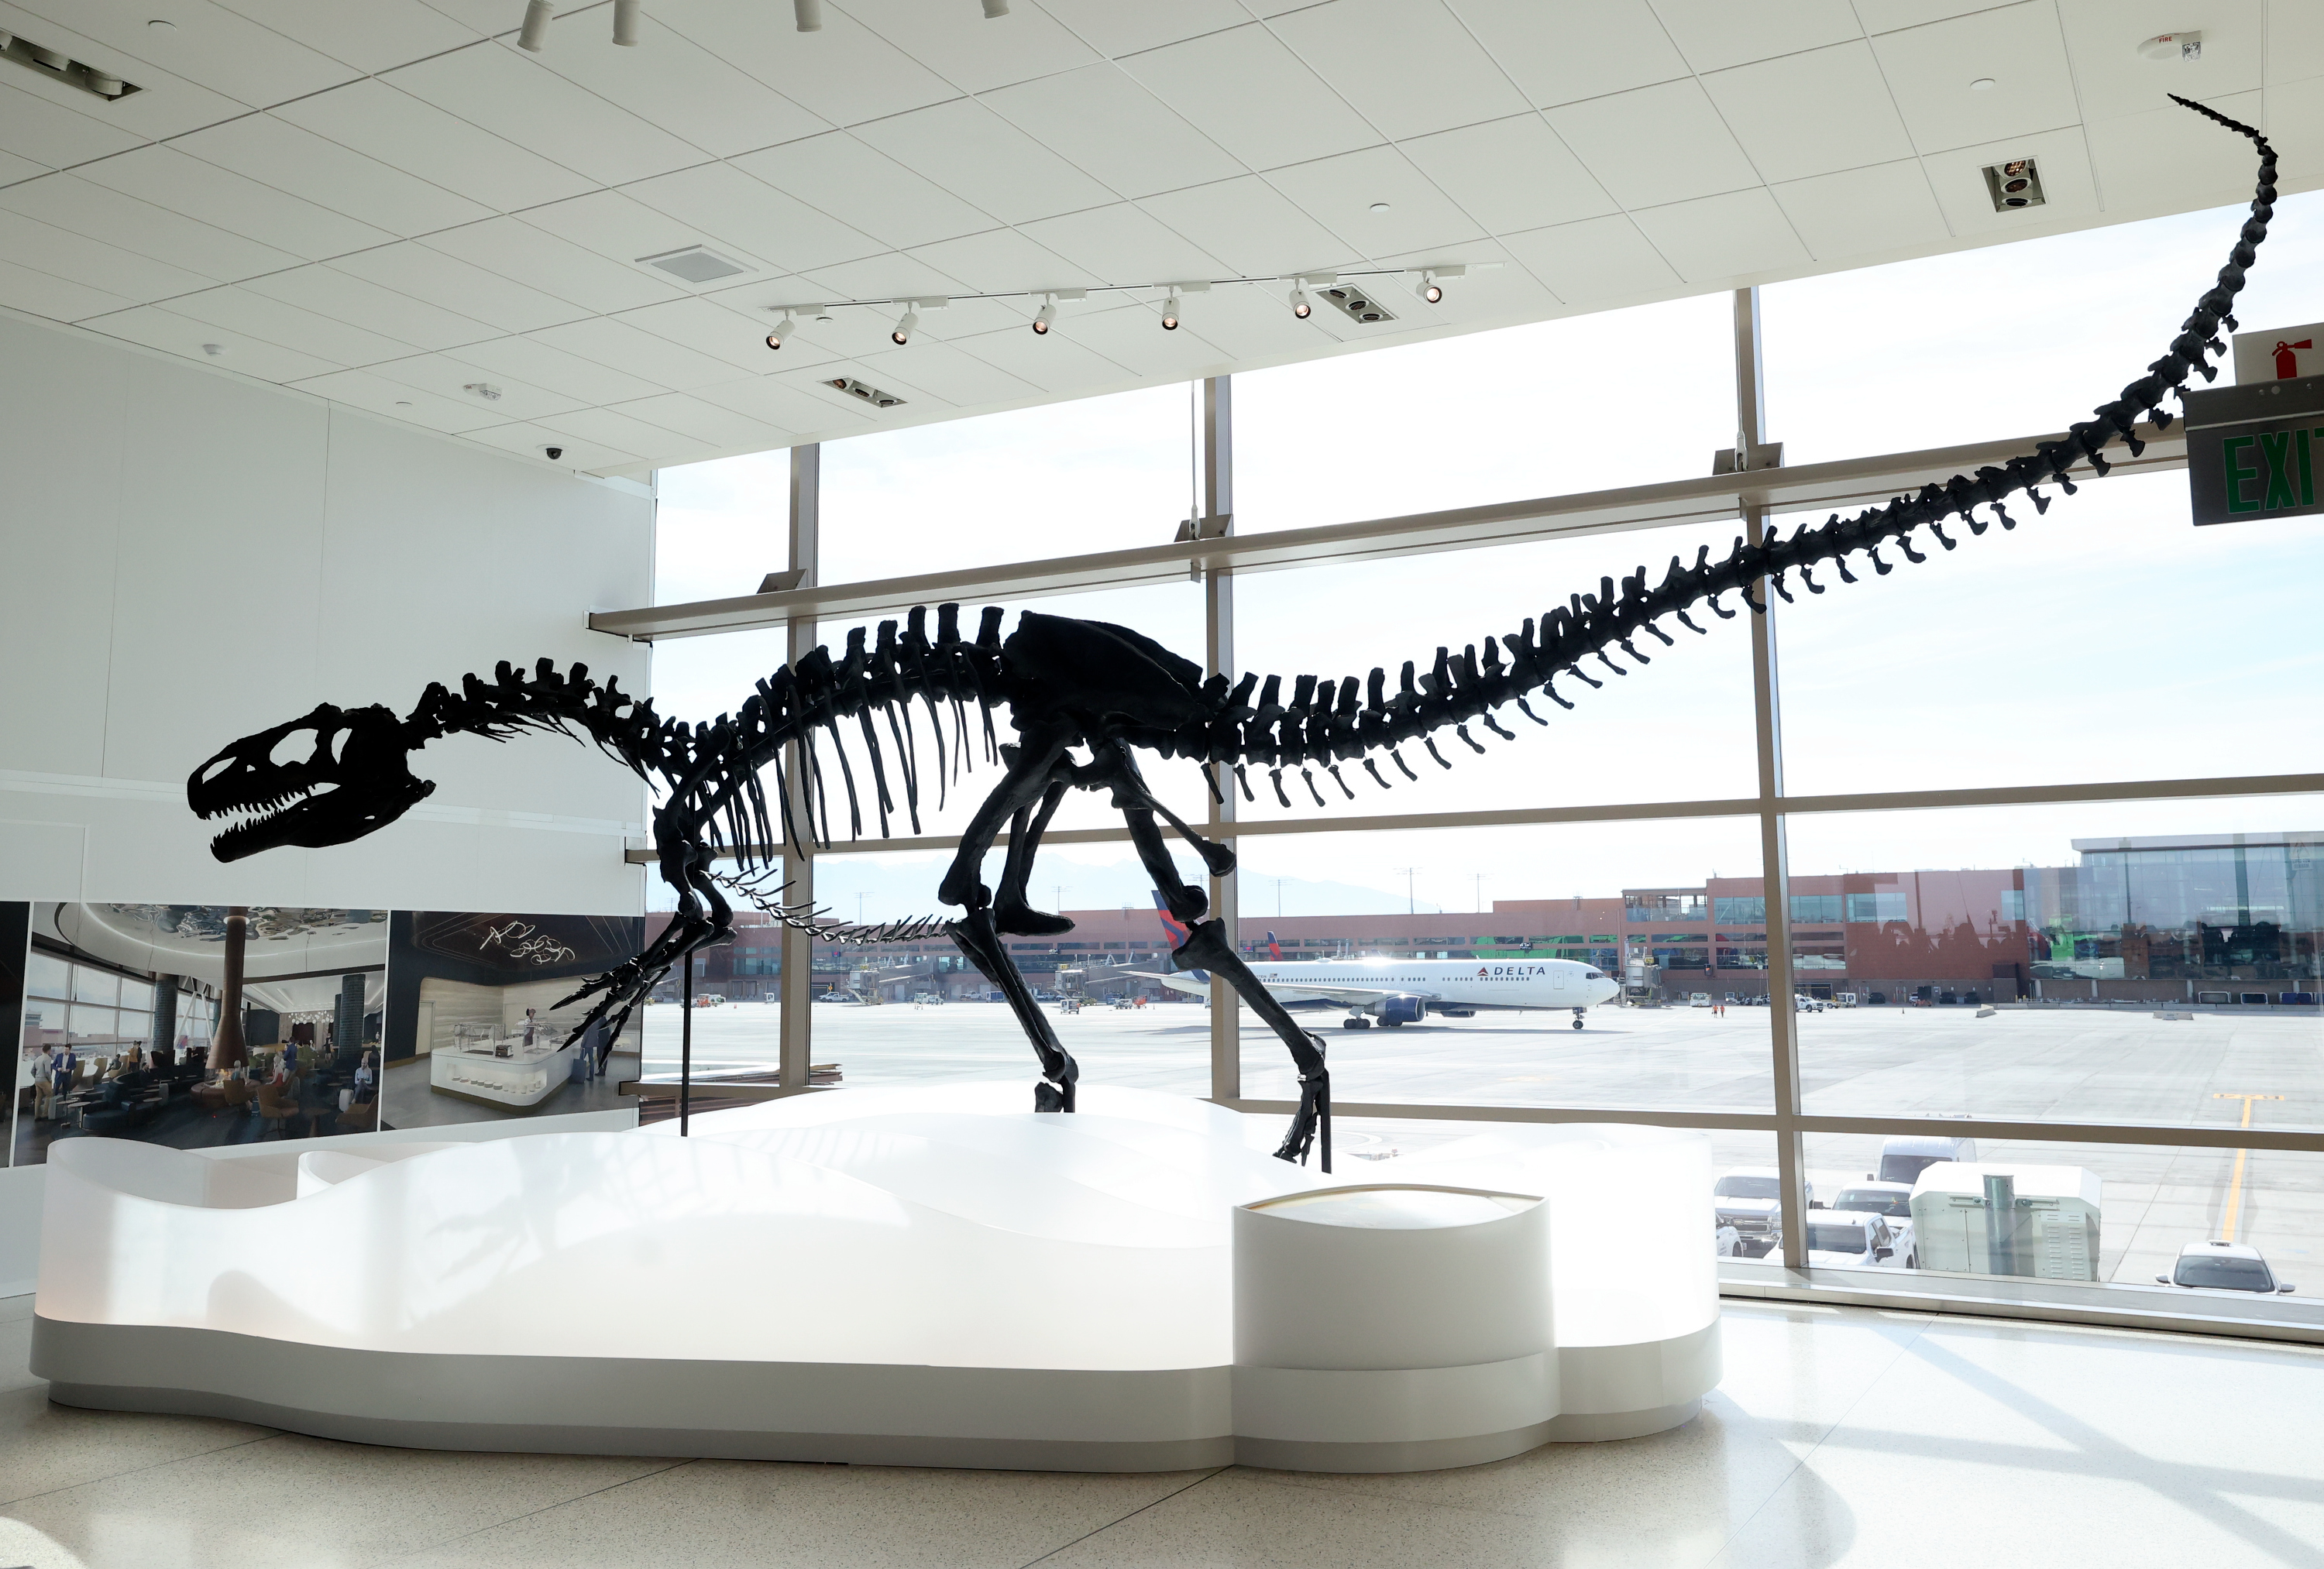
[200,342,225,356]
[1969,76,1997,91]
[1368,201,1391,213]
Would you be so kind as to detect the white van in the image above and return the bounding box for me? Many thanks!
[1875,1135,1978,1186]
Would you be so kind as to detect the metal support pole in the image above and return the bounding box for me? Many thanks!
[1734,285,1808,1270]
[776,444,821,1094]
[1200,376,1240,1102]
[680,946,693,1135]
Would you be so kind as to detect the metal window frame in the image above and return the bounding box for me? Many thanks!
[638,295,2324,1333]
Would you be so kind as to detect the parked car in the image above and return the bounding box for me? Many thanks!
[1875,1135,1978,1186]
[1830,1182,1917,1265]
[1803,1213,1906,1269]
[1689,993,1713,1008]
[1713,1167,1820,1258]
[911,992,944,1006]
[2156,1240,2296,1294]
[1714,1220,1743,1257]
[1794,994,1828,1013]
[813,989,862,1005]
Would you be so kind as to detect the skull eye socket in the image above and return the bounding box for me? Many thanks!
[268,730,322,770]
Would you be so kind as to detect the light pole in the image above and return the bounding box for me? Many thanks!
[1395,867,1418,916]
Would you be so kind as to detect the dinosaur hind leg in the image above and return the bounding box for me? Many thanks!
[948,901,1078,1111]
[992,779,1074,936]
[1173,919,1330,1172]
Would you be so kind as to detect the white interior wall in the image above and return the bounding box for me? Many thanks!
[0,311,653,915]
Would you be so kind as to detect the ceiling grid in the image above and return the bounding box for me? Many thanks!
[0,0,2305,477]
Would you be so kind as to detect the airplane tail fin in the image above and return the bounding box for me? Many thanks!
[1265,929,1283,960]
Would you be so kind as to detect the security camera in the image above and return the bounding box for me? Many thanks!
[544,445,564,460]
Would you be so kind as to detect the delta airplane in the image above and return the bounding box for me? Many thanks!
[1133,898,1620,1031]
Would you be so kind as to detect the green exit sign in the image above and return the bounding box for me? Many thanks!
[2183,373,2324,525]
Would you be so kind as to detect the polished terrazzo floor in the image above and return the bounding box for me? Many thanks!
[3,1292,2322,1567]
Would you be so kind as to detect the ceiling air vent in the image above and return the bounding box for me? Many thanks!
[1982,157,2045,211]
[1317,284,1396,324]
[829,377,905,409]
[0,30,138,100]
[636,245,750,283]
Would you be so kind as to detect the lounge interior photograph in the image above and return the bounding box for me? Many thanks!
[2,2,2322,1566]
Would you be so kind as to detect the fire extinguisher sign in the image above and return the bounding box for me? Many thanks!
[2182,343,2324,527]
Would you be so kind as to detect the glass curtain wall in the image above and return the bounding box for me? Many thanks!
[646,191,2324,1323]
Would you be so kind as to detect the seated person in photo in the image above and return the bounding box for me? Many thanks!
[353,1051,376,1097]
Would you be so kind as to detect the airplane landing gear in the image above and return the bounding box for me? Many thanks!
[1571,1010,1586,1031]
[1342,1015,1372,1030]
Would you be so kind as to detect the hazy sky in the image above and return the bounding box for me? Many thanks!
[648,190,2324,921]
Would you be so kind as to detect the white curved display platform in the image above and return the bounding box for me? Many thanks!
[32,1086,1720,1471]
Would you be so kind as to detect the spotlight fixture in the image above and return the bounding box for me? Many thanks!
[613,0,640,46]
[765,313,797,352]
[1409,264,1466,304]
[1290,285,1312,318]
[1160,291,1181,330]
[793,0,822,31]
[1,29,142,98]
[1982,156,2045,211]
[517,0,552,51]
[892,307,919,345]
[1033,294,1057,334]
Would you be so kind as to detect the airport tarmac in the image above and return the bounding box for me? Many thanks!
[641,1000,2323,1300]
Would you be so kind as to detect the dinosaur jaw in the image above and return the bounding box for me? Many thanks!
[188,702,435,862]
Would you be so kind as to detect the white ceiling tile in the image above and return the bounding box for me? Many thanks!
[1047,299,1232,380]
[826,338,1041,409]
[516,187,771,281]
[1016,201,1229,284]
[449,330,670,403]
[1769,160,1951,260]
[421,215,686,314]
[2057,0,2264,123]
[325,242,590,335]
[1921,125,2099,234]
[1545,79,1763,208]
[2264,0,2324,84]
[81,303,342,379]
[604,391,791,449]
[651,0,957,129]
[1444,0,1689,108]
[284,368,504,434]
[174,114,494,236]
[366,350,589,421]
[0,171,302,281]
[0,78,147,167]
[1702,41,1917,184]
[207,0,484,73]
[1645,0,1864,72]
[1270,0,1529,142]
[243,265,500,352]
[951,319,1133,393]
[72,144,397,261]
[463,418,644,473]
[538,402,697,460]
[611,296,782,375]
[528,315,744,390]
[383,40,708,186]
[272,78,598,214]
[621,161,884,275]
[1629,187,1811,282]
[2086,90,2266,215]
[1266,145,1487,259]
[1871,2,2080,155]
[791,251,972,305]
[1119,24,1382,170]
[0,203,215,299]
[732,132,997,251]
[852,98,1118,225]
[982,64,1241,201]
[160,283,419,365]
[1028,0,1252,59]
[1851,1,2014,31]
[689,373,871,434]
[0,144,45,183]
[11,0,358,108]
[1138,174,1357,278]
[1499,213,1680,304]
[1398,114,1618,233]
[841,0,1102,92]
[904,226,1100,294]
[517,9,830,159]
[0,252,134,318]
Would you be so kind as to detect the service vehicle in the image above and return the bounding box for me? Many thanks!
[1690,993,1713,1008]
[1802,1212,1906,1269]
[1713,1167,1820,1258]
[2156,1240,2297,1294]
[1875,1135,1978,1186]
[1830,1182,1917,1265]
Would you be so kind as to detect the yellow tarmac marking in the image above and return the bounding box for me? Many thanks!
[2211,1092,2284,1242]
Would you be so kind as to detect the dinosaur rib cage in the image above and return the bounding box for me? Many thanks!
[394,97,2271,877]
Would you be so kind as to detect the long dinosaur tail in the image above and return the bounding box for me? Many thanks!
[1195,95,2277,811]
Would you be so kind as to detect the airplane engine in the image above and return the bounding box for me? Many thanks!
[1378,995,1426,1025]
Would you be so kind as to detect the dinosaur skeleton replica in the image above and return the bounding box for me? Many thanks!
[189,101,2275,1175]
